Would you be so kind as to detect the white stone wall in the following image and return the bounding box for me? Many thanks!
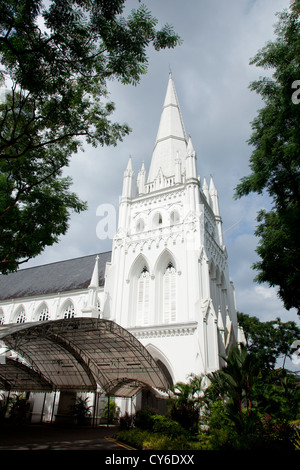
[0,287,105,325]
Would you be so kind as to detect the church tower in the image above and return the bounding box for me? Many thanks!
[103,73,241,385]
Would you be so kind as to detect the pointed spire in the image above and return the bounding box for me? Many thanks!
[125,155,133,175]
[89,255,99,288]
[122,156,134,198]
[187,135,195,156]
[136,161,146,195]
[186,135,197,179]
[202,177,209,201]
[147,73,187,183]
[209,175,220,216]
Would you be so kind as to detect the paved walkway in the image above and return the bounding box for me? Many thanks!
[0,423,133,450]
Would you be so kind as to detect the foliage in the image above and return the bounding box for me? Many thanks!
[117,428,153,450]
[8,393,30,424]
[117,314,300,450]
[203,343,300,449]
[205,344,262,431]
[117,425,203,451]
[101,398,120,424]
[0,392,8,421]
[234,0,300,314]
[151,414,188,439]
[168,374,205,433]
[0,0,181,272]
[237,312,300,368]
[252,368,300,422]
[133,408,156,430]
[142,434,197,451]
[70,396,92,425]
[119,411,133,430]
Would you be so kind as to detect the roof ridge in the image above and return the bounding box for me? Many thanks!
[15,250,112,273]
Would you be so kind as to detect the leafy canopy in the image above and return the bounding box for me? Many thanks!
[234,0,300,314]
[237,312,300,369]
[0,0,181,273]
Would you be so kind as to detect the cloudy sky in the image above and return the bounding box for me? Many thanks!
[24,0,298,326]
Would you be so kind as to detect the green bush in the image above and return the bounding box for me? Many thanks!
[117,429,153,450]
[117,410,212,451]
[143,434,191,451]
[118,428,203,451]
[134,408,156,430]
[151,414,188,438]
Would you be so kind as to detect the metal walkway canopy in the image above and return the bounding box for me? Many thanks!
[0,318,170,397]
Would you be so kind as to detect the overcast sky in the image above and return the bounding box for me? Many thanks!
[24,0,299,327]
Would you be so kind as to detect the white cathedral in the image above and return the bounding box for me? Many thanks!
[0,74,244,420]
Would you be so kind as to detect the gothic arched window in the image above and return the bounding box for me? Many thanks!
[63,303,75,319]
[163,262,177,323]
[170,210,180,226]
[136,218,145,233]
[153,212,163,228]
[16,311,26,324]
[136,266,150,326]
[39,307,49,321]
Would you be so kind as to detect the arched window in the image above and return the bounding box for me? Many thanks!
[163,262,177,323]
[39,307,49,321]
[63,303,75,319]
[136,267,150,326]
[0,312,4,325]
[136,218,145,233]
[153,212,163,228]
[170,210,180,226]
[16,311,26,324]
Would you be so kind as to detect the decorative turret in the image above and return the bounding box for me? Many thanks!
[82,255,100,316]
[119,156,134,230]
[209,176,223,245]
[122,156,134,199]
[186,135,197,180]
[202,177,210,202]
[136,161,146,195]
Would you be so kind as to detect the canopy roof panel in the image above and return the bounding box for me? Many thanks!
[0,318,170,397]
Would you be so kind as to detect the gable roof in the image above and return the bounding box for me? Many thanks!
[0,252,112,301]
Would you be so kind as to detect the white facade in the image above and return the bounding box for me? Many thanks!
[103,73,242,385]
[0,74,243,395]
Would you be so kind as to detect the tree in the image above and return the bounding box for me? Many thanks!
[168,375,206,433]
[206,345,260,430]
[237,312,300,369]
[0,0,181,273]
[234,0,300,315]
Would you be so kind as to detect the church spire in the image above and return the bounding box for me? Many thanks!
[122,156,134,198]
[147,73,187,183]
[89,255,99,288]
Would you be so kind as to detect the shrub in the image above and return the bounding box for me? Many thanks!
[117,429,153,450]
[143,434,191,451]
[134,408,156,430]
[119,412,133,430]
[151,414,188,439]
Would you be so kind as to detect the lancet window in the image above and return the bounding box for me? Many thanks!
[63,303,75,319]
[136,266,150,326]
[163,262,177,323]
[39,307,49,321]
[16,311,26,323]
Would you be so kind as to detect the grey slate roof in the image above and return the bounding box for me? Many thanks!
[0,251,112,301]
